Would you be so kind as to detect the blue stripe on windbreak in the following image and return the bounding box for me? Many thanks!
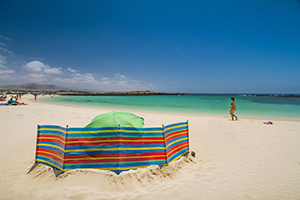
[37,141,65,148]
[120,132,164,138]
[164,122,187,130]
[165,135,188,145]
[68,127,120,132]
[120,127,162,131]
[65,143,165,151]
[66,133,118,138]
[119,144,165,148]
[165,125,187,132]
[39,125,66,130]
[64,163,119,170]
[36,155,63,168]
[165,126,187,134]
[167,149,189,163]
[63,148,165,156]
[166,139,188,150]
[118,149,165,154]
[38,129,66,134]
[64,150,119,155]
[119,127,144,132]
[36,144,64,152]
[64,160,166,170]
[119,161,166,168]
[65,144,118,150]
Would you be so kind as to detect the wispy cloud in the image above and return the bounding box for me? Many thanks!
[0,69,15,74]
[67,67,77,73]
[24,61,62,74]
[0,37,156,91]
[0,35,11,41]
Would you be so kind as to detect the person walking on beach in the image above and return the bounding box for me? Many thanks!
[229,97,238,120]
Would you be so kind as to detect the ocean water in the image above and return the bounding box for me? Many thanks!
[39,95,300,119]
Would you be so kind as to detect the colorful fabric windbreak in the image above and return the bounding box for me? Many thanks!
[35,121,189,175]
[36,125,66,171]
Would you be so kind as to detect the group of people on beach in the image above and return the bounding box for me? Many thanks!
[2,94,27,105]
[7,95,27,105]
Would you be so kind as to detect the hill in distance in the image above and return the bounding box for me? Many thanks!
[0,83,74,91]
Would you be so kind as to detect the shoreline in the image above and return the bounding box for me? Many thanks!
[36,95,300,122]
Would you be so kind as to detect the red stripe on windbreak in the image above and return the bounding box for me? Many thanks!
[66,137,163,142]
[36,148,64,157]
[119,141,165,145]
[167,145,188,159]
[64,152,166,160]
[65,140,165,147]
[65,141,118,147]
[64,158,119,164]
[64,156,165,164]
[166,143,188,156]
[37,152,63,163]
[167,142,188,154]
[65,136,165,146]
[37,138,65,146]
[165,130,188,143]
[38,134,65,140]
[119,137,164,141]
[119,156,165,162]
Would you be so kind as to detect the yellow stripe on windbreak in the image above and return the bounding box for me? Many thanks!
[168,150,189,163]
[166,138,187,149]
[120,130,163,134]
[37,150,63,160]
[64,155,166,161]
[37,143,64,151]
[66,139,119,144]
[165,131,187,141]
[167,143,188,157]
[38,128,66,134]
[64,146,165,153]
[164,124,187,132]
[35,159,63,171]
[67,130,118,134]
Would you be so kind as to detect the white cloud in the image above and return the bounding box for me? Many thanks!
[0,69,14,74]
[24,61,62,74]
[44,67,62,74]
[67,68,77,73]
[24,61,45,72]
[0,42,156,91]
[0,55,7,68]
[114,73,127,81]
[54,73,98,85]
[52,72,155,92]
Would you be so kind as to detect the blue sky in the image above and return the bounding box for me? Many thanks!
[0,0,299,93]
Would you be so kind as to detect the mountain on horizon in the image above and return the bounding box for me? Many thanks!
[0,83,73,91]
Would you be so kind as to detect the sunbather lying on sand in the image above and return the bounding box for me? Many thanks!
[7,98,27,105]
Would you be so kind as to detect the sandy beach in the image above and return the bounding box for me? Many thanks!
[0,95,299,200]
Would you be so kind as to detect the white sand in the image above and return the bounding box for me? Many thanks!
[0,95,300,200]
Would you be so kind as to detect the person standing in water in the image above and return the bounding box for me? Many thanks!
[229,97,238,120]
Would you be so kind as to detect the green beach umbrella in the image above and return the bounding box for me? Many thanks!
[85,111,144,128]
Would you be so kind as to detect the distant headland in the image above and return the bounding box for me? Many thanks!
[0,83,299,97]
[0,83,184,96]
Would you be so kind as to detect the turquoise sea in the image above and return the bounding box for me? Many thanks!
[39,95,300,120]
